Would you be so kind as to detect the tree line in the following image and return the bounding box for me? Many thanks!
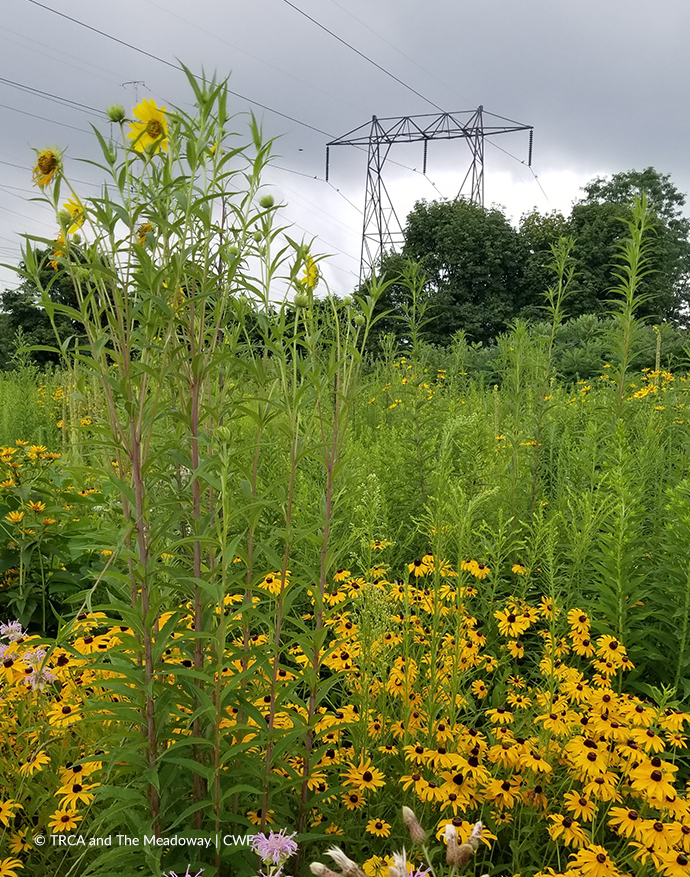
[369,167,690,346]
[2,166,690,368]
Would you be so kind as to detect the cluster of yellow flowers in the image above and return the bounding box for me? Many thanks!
[215,555,690,877]
[0,613,127,872]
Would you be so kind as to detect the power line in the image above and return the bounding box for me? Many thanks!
[0,158,103,191]
[21,5,446,191]
[0,203,55,230]
[27,0,332,137]
[0,27,126,87]
[485,138,550,204]
[0,101,91,134]
[140,0,365,117]
[280,0,444,111]
[326,0,473,105]
[264,170,361,240]
[0,76,101,116]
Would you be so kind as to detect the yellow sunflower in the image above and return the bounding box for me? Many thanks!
[63,197,85,234]
[32,148,61,186]
[300,255,319,290]
[127,99,169,153]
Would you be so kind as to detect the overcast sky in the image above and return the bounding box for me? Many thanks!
[1,0,689,298]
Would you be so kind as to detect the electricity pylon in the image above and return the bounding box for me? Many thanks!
[326,108,533,283]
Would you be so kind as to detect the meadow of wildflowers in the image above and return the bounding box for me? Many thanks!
[1,69,690,877]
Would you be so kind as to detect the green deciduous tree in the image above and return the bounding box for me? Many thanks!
[0,247,82,367]
[570,167,690,322]
[400,198,527,345]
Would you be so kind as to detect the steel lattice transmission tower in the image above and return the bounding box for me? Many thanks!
[326,107,533,283]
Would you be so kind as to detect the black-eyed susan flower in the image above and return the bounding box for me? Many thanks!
[408,558,428,577]
[341,757,385,792]
[486,706,514,725]
[365,818,391,838]
[569,844,623,877]
[246,809,274,826]
[630,760,678,802]
[56,781,99,808]
[362,856,388,877]
[563,791,596,822]
[0,800,22,827]
[8,831,31,854]
[657,850,690,877]
[48,809,82,833]
[606,806,642,839]
[0,856,24,877]
[494,608,530,638]
[341,790,366,810]
[18,750,50,776]
[547,814,589,848]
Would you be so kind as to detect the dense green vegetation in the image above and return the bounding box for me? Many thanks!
[3,72,690,877]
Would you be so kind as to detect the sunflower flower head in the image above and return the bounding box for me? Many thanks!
[62,197,85,234]
[127,99,169,153]
[32,148,61,187]
[300,255,319,290]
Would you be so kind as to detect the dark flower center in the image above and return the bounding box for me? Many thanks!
[146,120,163,139]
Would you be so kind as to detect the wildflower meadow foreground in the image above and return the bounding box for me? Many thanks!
[1,68,690,877]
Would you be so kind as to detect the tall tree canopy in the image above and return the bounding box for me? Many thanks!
[370,167,690,348]
[0,248,81,368]
[399,198,527,345]
[570,167,690,323]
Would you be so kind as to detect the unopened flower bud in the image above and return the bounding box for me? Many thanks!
[326,847,362,876]
[354,314,366,327]
[294,291,310,308]
[311,864,340,877]
[342,295,353,306]
[447,842,475,868]
[57,210,72,227]
[253,230,263,243]
[106,104,126,123]
[259,194,275,209]
[402,806,427,843]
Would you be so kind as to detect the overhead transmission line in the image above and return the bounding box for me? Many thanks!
[326,0,473,105]
[19,4,445,208]
[280,0,444,111]
[26,0,331,136]
[0,101,91,134]
[17,1,455,251]
[0,76,101,115]
[486,137,550,204]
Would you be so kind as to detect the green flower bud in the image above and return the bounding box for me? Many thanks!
[259,194,275,209]
[342,295,353,307]
[294,291,310,308]
[354,314,366,327]
[253,230,263,243]
[106,104,126,123]
[226,244,239,257]
[57,210,72,227]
